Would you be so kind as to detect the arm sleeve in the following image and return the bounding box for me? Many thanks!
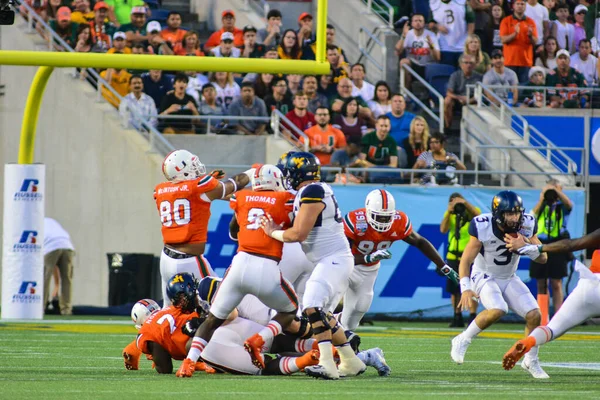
[299,184,325,204]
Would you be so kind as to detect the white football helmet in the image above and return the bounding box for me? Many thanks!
[131,299,160,330]
[252,164,285,192]
[162,150,206,182]
[365,189,396,232]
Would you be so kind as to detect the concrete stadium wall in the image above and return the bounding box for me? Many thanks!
[0,23,165,307]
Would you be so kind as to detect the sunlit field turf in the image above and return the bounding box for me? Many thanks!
[2,318,600,399]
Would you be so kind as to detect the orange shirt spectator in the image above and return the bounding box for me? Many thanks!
[160,11,187,48]
[301,106,347,165]
[174,30,205,56]
[204,10,244,51]
[500,0,537,67]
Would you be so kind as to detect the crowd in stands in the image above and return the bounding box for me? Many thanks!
[20,0,596,183]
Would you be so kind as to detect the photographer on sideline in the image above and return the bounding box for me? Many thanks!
[440,193,481,327]
[530,179,573,325]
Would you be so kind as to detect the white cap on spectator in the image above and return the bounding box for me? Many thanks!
[574,4,587,14]
[113,31,126,40]
[556,49,570,59]
[131,6,147,14]
[147,21,162,33]
[220,31,234,41]
[528,66,546,80]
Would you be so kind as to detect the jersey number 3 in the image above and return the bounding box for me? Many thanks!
[160,199,191,227]
[494,245,513,266]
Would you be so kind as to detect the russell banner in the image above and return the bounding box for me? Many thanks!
[2,164,45,320]
[202,185,586,316]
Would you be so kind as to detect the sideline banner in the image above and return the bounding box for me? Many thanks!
[203,185,585,315]
[2,164,45,320]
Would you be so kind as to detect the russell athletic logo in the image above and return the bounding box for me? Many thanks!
[13,230,42,252]
[13,281,42,304]
[14,178,43,201]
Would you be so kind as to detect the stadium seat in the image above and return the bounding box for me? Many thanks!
[425,64,456,99]
[149,9,171,24]
[145,0,161,10]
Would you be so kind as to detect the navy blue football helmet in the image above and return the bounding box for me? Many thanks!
[276,151,298,177]
[491,190,525,233]
[166,273,198,313]
[280,152,321,190]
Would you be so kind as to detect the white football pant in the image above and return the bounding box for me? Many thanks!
[279,242,314,311]
[303,253,353,312]
[472,272,539,318]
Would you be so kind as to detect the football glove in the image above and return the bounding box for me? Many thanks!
[365,250,392,264]
[210,169,226,179]
[517,244,542,260]
[182,317,204,337]
[123,341,141,370]
[439,264,459,285]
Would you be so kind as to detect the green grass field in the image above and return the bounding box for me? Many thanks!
[2,318,600,399]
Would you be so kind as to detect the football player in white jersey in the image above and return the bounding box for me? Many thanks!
[261,152,366,380]
[502,230,600,373]
[451,191,550,379]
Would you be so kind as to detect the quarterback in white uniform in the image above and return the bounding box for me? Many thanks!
[261,152,366,380]
[451,191,550,379]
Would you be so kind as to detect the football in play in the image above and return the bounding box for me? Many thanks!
[508,232,519,238]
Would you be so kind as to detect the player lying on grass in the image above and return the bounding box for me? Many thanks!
[502,229,600,371]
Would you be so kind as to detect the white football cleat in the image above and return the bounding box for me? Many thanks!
[521,357,550,379]
[362,348,391,376]
[451,334,471,364]
[338,354,367,377]
[305,360,340,380]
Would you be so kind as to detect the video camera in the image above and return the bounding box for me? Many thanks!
[543,189,559,204]
[453,202,466,215]
[0,0,15,25]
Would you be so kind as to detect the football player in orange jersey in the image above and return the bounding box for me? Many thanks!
[502,229,600,372]
[154,149,254,307]
[341,189,458,330]
[176,165,302,377]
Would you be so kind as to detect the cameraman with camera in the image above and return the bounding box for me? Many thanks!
[440,193,481,327]
[531,179,573,325]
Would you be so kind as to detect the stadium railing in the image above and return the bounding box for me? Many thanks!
[358,25,389,83]
[364,0,395,27]
[18,0,175,155]
[400,63,444,133]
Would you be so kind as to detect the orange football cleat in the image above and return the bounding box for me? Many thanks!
[176,358,196,378]
[502,338,535,370]
[195,361,216,373]
[296,349,320,370]
[244,333,266,369]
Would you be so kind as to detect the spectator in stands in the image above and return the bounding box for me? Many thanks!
[48,7,79,49]
[525,0,550,54]
[278,29,302,60]
[100,67,132,107]
[297,12,315,46]
[397,13,441,89]
[552,3,575,53]
[571,39,597,86]
[204,10,244,52]
[74,24,92,53]
[520,66,547,108]
[302,75,329,114]
[464,34,491,74]
[350,64,374,102]
[252,73,274,99]
[331,137,364,168]
[535,36,558,75]
[331,78,372,120]
[44,0,64,22]
[196,83,227,133]
[161,12,186,48]
[142,69,173,108]
[584,1,600,44]
[228,82,268,135]
[185,71,208,104]
[286,74,303,96]
[401,116,430,169]
[159,73,199,134]
[241,46,279,83]
[106,31,130,54]
[546,49,588,108]
[301,24,348,62]
[500,0,538,83]
[239,26,265,58]
[573,5,587,52]
[472,0,492,54]
[264,76,294,115]
[386,94,415,145]
[210,32,241,58]
[332,97,369,142]
[121,6,149,45]
[19,0,47,23]
[146,21,174,55]
[413,132,466,185]
[285,91,316,135]
[318,72,338,103]
[327,45,350,83]
[359,115,398,168]
[104,0,145,26]
[430,0,475,66]
[483,49,519,104]
[301,106,347,165]
[88,2,114,52]
[444,54,483,129]
[367,81,393,118]
[128,43,148,74]
[257,9,282,46]
[489,5,505,54]
[71,0,94,24]
[119,75,157,129]
[174,31,205,56]
[209,72,240,111]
